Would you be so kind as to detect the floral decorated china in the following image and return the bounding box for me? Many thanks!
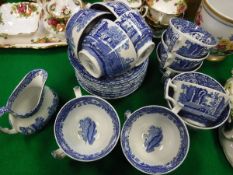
[143,0,187,27]
[0,0,83,49]
[79,18,137,78]
[115,10,154,66]
[195,0,233,60]
[165,18,217,58]
[0,86,59,135]
[121,106,189,174]
[66,9,110,59]
[52,87,120,161]
[0,2,42,35]
[89,1,131,18]
[0,69,47,118]
[165,72,230,129]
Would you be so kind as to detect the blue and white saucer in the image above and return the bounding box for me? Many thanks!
[54,96,120,161]
[121,106,189,174]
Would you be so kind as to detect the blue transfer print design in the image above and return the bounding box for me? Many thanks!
[177,83,228,122]
[78,117,97,145]
[55,96,120,161]
[19,88,59,135]
[82,20,136,77]
[6,69,47,118]
[65,9,105,52]
[104,1,130,16]
[169,72,230,127]
[144,126,163,153]
[121,106,189,174]
[164,18,216,58]
[158,42,202,71]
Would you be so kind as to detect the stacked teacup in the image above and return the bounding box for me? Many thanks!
[66,2,154,99]
[157,18,217,78]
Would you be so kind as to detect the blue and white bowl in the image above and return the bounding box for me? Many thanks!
[79,19,137,78]
[164,18,217,58]
[54,95,120,161]
[121,106,190,174]
[90,1,131,18]
[66,9,110,59]
[165,72,231,129]
[115,10,154,66]
[0,86,59,135]
[0,69,47,118]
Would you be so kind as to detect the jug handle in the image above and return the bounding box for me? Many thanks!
[0,127,18,134]
[51,148,66,159]
[164,79,183,114]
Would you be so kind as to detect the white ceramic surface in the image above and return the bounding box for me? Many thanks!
[195,0,233,57]
[0,2,42,35]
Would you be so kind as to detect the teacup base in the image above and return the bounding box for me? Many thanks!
[207,55,225,62]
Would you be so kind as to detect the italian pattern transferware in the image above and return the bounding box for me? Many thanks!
[0,69,48,118]
[53,88,120,161]
[0,0,83,48]
[2,86,59,135]
[166,72,230,129]
[80,18,137,78]
[121,106,189,174]
[165,18,217,58]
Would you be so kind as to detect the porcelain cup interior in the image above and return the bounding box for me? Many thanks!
[143,0,187,26]
[1,86,59,135]
[54,95,120,161]
[195,0,233,57]
[89,1,131,18]
[78,19,137,78]
[115,10,154,66]
[0,69,47,118]
[65,9,111,59]
[121,106,189,175]
[165,72,231,129]
[164,18,217,58]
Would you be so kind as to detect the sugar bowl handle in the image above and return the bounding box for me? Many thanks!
[51,148,66,159]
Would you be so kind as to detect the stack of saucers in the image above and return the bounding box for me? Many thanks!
[66,2,154,99]
[156,18,217,78]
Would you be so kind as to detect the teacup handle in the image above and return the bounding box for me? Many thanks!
[139,5,148,18]
[163,52,176,68]
[0,127,18,134]
[51,148,66,159]
[73,86,82,98]
[165,79,183,114]
[124,110,132,119]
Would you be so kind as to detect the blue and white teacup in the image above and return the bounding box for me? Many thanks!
[158,34,207,71]
[66,9,110,59]
[121,106,189,174]
[115,10,154,66]
[52,87,120,161]
[89,1,131,18]
[0,69,47,118]
[165,72,231,129]
[164,18,217,58]
[0,86,59,135]
[78,19,137,78]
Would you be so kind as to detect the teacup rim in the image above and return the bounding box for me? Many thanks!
[120,105,190,175]
[169,18,217,48]
[161,31,209,61]
[54,95,121,162]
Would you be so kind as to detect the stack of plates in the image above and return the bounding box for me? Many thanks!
[68,48,149,99]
